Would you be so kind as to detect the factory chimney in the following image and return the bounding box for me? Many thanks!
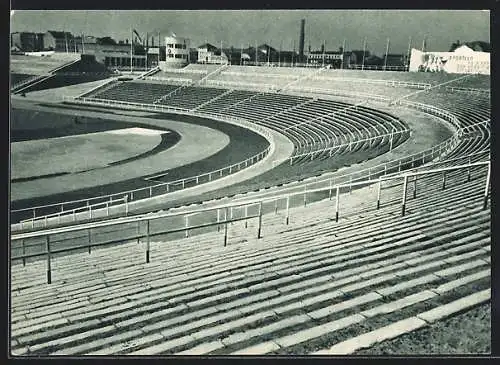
[299,19,305,61]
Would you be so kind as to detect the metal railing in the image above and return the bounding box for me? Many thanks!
[19,196,129,230]
[13,74,53,94]
[10,160,490,284]
[289,128,410,163]
[278,66,327,93]
[13,144,271,230]
[11,74,47,91]
[77,78,120,98]
[12,96,275,228]
[14,87,463,227]
[446,86,490,95]
[197,64,229,85]
[205,79,279,92]
[14,83,487,230]
[138,66,160,79]
[309,76,431,89]
[143,76,193,85]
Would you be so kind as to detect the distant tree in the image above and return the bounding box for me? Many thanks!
[97,36,117,45]
[365,55,383,66]
[133,44,146,55]
[449,40,461,52]
[449,40,490,52]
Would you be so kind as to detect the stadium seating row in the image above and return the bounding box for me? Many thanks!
[10,164,490,355]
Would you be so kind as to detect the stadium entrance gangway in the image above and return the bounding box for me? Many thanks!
[10,160,490,285]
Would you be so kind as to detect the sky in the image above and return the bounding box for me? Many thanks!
[10,10,490,55]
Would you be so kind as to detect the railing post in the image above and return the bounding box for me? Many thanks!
[349,176,352,194]
[224,207,229,246]
[124,195,129,216]
[286,196,290,225]
[150,186,153,197]
[335,186,340,222]
[182,180,185,189]
[89,205,93,220]
[484,162,491,210]
[106,202,110,216]
[398,160,402,172]
[467,158,472,182]
[413,176,417,199]
[442,171,446,190]
[376,178,382,209]
[146,219,150,263]
[217,209,221,232]
[22,239,26,266]
[185,215,189,238]
[245,205,248,228]
[208,173,212,182]
[329,179,333,200]
[401,175,408,217]
[303,186,307,207]
[46,235,52,284]
[136,221,141,244]
[83,226,92,256]
[257,202,263,239]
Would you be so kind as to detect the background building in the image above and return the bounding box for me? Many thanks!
[409,44,490,75]
[11,32,45,52]
[197,43,228,65]
[306,47,357,68]
[43,31,78,52]
[160,35,190,69]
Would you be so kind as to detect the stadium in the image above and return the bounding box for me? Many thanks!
[9,12,491,356]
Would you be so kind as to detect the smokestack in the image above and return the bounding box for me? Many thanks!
[299,19,305,60]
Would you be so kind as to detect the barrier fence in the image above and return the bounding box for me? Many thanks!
[11,89,469,227]
[12,81,489,230]
[445,86,490,95]
[11,96,274,227]
[10,161,490,284]
[289,128,411,163]
[15,145,271,229]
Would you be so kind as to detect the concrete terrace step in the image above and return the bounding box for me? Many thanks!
[11,239,492,352]
[11,169,482,282]
[231,283,491,356]
[12,225,488,352]
[11,167,490,355]
[11,179,485,291]
[311,288,491,355]
[10,202,488,316]
[11,204,488,314]
[13,240,490,348]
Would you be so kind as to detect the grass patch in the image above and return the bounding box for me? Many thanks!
[354,304,491,355]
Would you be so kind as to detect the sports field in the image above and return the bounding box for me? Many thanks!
[10,103,269,220]
[11,128,167,180]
